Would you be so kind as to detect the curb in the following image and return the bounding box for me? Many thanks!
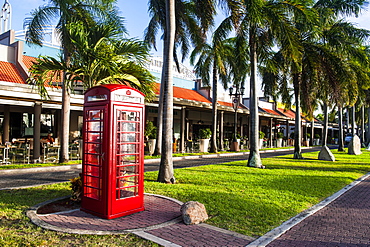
[1,164,82,174]
[246,172,370,247]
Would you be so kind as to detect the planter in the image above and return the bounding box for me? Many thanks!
[277,138,283,148]
[259,139,264,148]
[314,138,320,145]
[199,139,210,153]
[148,139,156,155]
[230,141,239,151]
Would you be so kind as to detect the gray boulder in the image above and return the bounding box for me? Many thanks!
[181,201,208,225]
[348,135,362,155]
[318,145,335,161]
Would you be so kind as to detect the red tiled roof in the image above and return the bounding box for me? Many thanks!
[261,108,282,116]
[22,55,37,69]
[155,83,211,103]
[0,61,25,84]
[277,108,296,119]
[219,101,233,107]
[277,108,309,122]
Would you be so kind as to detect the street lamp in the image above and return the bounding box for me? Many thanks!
[229,85,245,144]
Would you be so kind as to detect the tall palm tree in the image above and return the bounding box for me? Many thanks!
[156,0,176,183]
[24,0,123,163]
[234,0,306,167]
[145,0,241,181]
[28,20,156,99]
[190,19,235,153]
[144,0,205,156]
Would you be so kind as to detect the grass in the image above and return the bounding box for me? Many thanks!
[0,183,157,246]
[144,149,370,237]
[0,149,369,245]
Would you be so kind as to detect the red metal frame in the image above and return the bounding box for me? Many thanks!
[81,84,145,219]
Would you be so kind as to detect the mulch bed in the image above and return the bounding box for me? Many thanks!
[37,197,81,214]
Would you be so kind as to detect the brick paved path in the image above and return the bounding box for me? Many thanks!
[30,194,255,246]
[145,222,253,246]
[265,175,370,247]
[38,194,182,232]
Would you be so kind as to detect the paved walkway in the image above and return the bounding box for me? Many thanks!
[26,173,370,247]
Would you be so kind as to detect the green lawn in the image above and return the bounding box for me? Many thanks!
[0,149,369,245]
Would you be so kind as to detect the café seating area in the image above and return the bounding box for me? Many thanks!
[0,138,81,165]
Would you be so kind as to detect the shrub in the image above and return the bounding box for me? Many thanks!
[277,132,284,139]
[199,128,212,139]
[315,134,320,139]
[145,121,157,139]
[70,175,82,202]
[259,131,265,139]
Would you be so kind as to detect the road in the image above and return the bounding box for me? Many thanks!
[0,147,324,190]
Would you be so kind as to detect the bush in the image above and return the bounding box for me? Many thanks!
[259,131,265,139]
[277,132,284,139]
[199,128,212,139]
[70,175,82,202]
[145,121,157,139]
[314,134,320,139]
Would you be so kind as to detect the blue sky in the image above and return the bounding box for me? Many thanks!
[11,0,370,45]
[9,0,370,63]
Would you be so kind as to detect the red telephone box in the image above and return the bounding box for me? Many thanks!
[81,84,145,219]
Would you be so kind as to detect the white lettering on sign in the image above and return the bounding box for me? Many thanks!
[115,94,142,103]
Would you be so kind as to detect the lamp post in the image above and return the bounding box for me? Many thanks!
[229,85,245,144]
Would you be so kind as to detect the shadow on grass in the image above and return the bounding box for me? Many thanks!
[0,183,71,210]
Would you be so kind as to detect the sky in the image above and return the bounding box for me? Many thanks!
[9,0,370,60]
[6,0,370,99]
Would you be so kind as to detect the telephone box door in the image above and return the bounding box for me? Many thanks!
[82,106,107,214]
[111,106,144,215]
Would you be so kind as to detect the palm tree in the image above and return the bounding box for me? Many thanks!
[28,20,156,99]
[190,19,235,153]
[24,0,122,163]
[144,0,205,157]
[234,0,306,167]
[156,0,176,183]
[145,0,241,181]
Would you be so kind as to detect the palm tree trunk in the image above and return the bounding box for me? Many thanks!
[157,0,175,183]
[338,105,345,151]
[210,62,218,153]
[293,73,302,159]
[247,25,262,168]
[59,50,71,163]
[322,102,328,146]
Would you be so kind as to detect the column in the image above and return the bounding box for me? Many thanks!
[219,111,224,151]
[33,102,42,162]
[180,106,186,153]
[2,105,10,143]
[269,118,273,148]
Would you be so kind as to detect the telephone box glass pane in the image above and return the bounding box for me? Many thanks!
[116,186,138,199]
[115,109,141,200]
[84,108,104,200]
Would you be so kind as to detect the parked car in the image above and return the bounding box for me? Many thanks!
[344,133,353,144]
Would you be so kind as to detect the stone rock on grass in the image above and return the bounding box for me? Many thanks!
[181,201,208,225]
[318,145,335,161]
[348,135,362,155]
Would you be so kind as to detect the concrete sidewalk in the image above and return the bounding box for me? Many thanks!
[27,172,370,247]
